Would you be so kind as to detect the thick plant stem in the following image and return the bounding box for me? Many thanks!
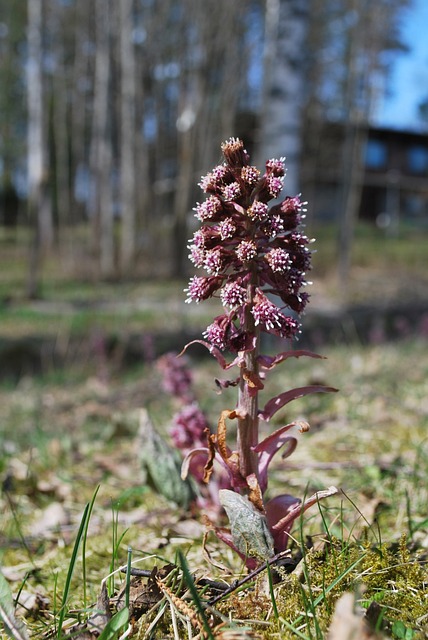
[237,282,260,482]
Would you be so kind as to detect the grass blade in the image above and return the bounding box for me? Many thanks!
[292,552,366,629]
[266,561,279,620]
[57,502,90,638]
[82,485,100,609]
[97,607,129,640]
[125,547,132,611]
[178,550,214,640]
[279,617,311,640]
[0,571,30,640]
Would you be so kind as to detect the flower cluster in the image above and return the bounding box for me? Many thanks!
[157,352,193,401]
[180,139,337,569]
[170,404,209,450]
[185,137,310,351]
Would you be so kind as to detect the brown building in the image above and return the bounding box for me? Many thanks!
[302,123,428,227]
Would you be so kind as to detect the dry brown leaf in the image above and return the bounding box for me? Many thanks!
[15,590,49,619]
[64,581,111,639]
[327,593,390,640]
[30,502,69,538]
[217,409,237,461]
[203,429,217,483]
[246,473,264,512]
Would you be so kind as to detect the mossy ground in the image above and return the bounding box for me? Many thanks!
[1,338,427,638]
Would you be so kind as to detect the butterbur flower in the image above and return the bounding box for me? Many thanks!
[265,157,286,176]
[171,404,209,450]
[204,248,226,275]
[266,175,284,198]
[188,245,205,267]
[203,318,228,350]
[220,281,247,308]
[184,275,222,303]
[218,219,236,240]
[241,165,260,185]
[194,195,222,221]
[236,239,257,263]
[252,290,300,339]
[157,352,193,400]
[221,136,250,166]
[182,138,338,567]
[265,247,291,273]
[222,181,241,202]
[247,201,268,220]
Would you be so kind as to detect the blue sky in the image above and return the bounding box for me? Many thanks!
[374,0,428,130]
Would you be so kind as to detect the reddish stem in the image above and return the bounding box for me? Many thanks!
[237,281,260,482]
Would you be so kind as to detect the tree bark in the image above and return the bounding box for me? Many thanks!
[119,0,137,276]
[257,0,310,196]
[26,0,52,298]
[90,0,115,279]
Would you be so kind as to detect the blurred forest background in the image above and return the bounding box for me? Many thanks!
[1,0,427,291]
[2,6,428,635]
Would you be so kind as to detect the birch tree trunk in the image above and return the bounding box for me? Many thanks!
[119,0,137,276]
[171,0,250,277]
[257,0,310,196]
[90,0,115,279]
[26,0,52,298]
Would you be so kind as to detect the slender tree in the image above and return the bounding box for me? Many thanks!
[257,0,310,196]
[89,0,115,278]
[0,3,26,230]
[27,0,53,298]
[119,0,137,276]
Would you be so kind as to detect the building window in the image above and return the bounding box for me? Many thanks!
[407,146,428,174]
[365,139,387,169]
[403,193,427,219]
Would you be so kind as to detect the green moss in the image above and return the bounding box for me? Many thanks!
[216,536,427,639]
[358,535,428,637]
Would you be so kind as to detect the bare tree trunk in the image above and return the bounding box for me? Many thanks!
[171,0,250,277]
[90,0,115,279]
[257,0,310,196]
[26,0,52,298]
[337,0,374,292]
[337,122,368,291]
[119,0,137,276]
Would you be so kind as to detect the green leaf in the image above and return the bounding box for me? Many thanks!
[0,571,30,640]
[138,409,196,508]
[391,620,415,640]
[97,607,129,640]
[219,489,274,560]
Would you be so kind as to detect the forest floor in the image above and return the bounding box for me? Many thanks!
[1,339,428,639]
[1,223,428,638]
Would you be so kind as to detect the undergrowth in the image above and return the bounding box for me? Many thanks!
[1,340,427,638]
